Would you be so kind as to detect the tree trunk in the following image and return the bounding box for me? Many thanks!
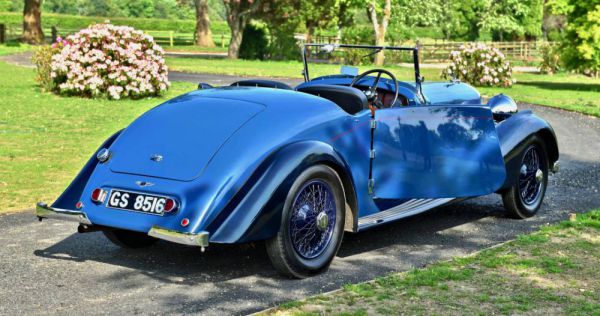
[194,0,215,47]
[369,0,391,66]
[22,0,44,44]
[227,12,246,59]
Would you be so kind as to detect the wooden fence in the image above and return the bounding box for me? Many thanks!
[1,25,230,48]
[310,35,554,62]
[2,24,552,62]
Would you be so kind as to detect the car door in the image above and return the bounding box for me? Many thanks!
[371,105,506,199]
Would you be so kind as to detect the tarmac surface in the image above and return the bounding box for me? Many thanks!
[1,54,599,315]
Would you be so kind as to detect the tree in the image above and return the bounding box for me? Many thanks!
[223,0,261,59]
[22,0,44,44]
[557,0,600,76]
[366,0,442,65]
[366,0,392,65]
[478,0,529,41]
[194,0,215,46]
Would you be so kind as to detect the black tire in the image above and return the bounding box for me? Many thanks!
[502,136,549,219]
[266,165,346,278]
[103,229,157,248]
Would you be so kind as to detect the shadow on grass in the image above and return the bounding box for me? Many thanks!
[518,81,600,93]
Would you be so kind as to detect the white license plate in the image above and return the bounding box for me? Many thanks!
[106,189,169,215]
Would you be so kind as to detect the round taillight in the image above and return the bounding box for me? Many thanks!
[75,201,84,209]
[91,188,107,203]
[164,198,177,213]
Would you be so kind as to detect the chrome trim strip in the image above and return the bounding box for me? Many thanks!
[148,226,209,248]
[358,198,454,230]
[36,202,92,225]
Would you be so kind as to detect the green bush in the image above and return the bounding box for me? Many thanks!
[341,26,374,65]
[558,0,600,77]
[0,12,229,34]
[239,23,269,60]
[32,45,58,91]
[539,43,562,75]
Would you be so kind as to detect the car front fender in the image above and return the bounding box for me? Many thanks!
[495,110,559,190]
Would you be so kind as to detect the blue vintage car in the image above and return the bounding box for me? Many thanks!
[37,44,559,278]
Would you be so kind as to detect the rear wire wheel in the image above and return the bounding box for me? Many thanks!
[266,165,345,278]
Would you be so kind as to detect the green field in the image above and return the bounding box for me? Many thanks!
[167,57,600,117]
[0,61,196,213]
[267,210,600,315]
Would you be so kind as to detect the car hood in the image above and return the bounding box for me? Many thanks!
[109,93,265,181]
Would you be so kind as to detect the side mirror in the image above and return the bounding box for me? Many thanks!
[197,82,214,90]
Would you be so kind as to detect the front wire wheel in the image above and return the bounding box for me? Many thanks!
[502,136,549,219]
[266,165,345,278]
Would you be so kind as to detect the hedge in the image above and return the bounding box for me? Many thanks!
[0,12,229,34]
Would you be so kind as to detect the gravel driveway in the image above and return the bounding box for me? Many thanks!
[0,66,599,315]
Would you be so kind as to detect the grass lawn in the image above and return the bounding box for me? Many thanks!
[266,210,600,315]
[0,61,196,213]
[0,43,34,56]
[167,57,600,117]
[164,45,228,54]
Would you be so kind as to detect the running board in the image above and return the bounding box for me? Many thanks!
[357,198,454,230]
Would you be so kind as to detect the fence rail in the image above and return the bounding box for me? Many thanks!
[1,25,230,48]
[2,24,553,63]
[309,35,554,62]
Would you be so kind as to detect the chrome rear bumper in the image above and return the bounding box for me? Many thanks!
[148,226,209,249]
[36,202,92,225]
[37,202,209,250]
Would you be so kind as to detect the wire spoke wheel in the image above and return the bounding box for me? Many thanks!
[518,146,543,205]
[501,137,549,219]
[289,180,337,259]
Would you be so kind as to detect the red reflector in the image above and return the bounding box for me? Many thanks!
[91,188,107,203]
[164,198,177,213]
[75,201,83,209]
[181,218,189,227]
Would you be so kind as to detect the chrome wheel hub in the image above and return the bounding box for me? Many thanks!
[316,212,329,231]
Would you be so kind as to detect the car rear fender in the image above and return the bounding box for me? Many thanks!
[51,130,123,210]
[495,110,559,191]
[208,140,358,243]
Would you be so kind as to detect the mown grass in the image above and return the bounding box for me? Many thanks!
[167,57,600,117]
[266,210,600,315]
[0,61,196,213]
[0,42,34,56]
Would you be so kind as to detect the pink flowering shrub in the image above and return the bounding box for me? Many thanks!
[47,24,169,99]
[442,43,514,87]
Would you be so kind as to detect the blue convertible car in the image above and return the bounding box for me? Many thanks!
[37,44,559,278]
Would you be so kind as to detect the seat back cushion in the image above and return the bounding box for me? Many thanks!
[231,79,293,90]
[296,84,367,114]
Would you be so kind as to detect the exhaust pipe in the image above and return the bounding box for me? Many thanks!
[77,224,103,234]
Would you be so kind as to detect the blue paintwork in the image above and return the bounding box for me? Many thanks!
[372,105,506,199]
[49,74,558,244]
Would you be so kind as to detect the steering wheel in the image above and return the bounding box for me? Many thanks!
[350,69,399,109]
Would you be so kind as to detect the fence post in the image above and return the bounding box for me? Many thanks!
[51,26,57,43]
[221,34,225,48]
[169,31,174,47]
[0,24,5,44]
